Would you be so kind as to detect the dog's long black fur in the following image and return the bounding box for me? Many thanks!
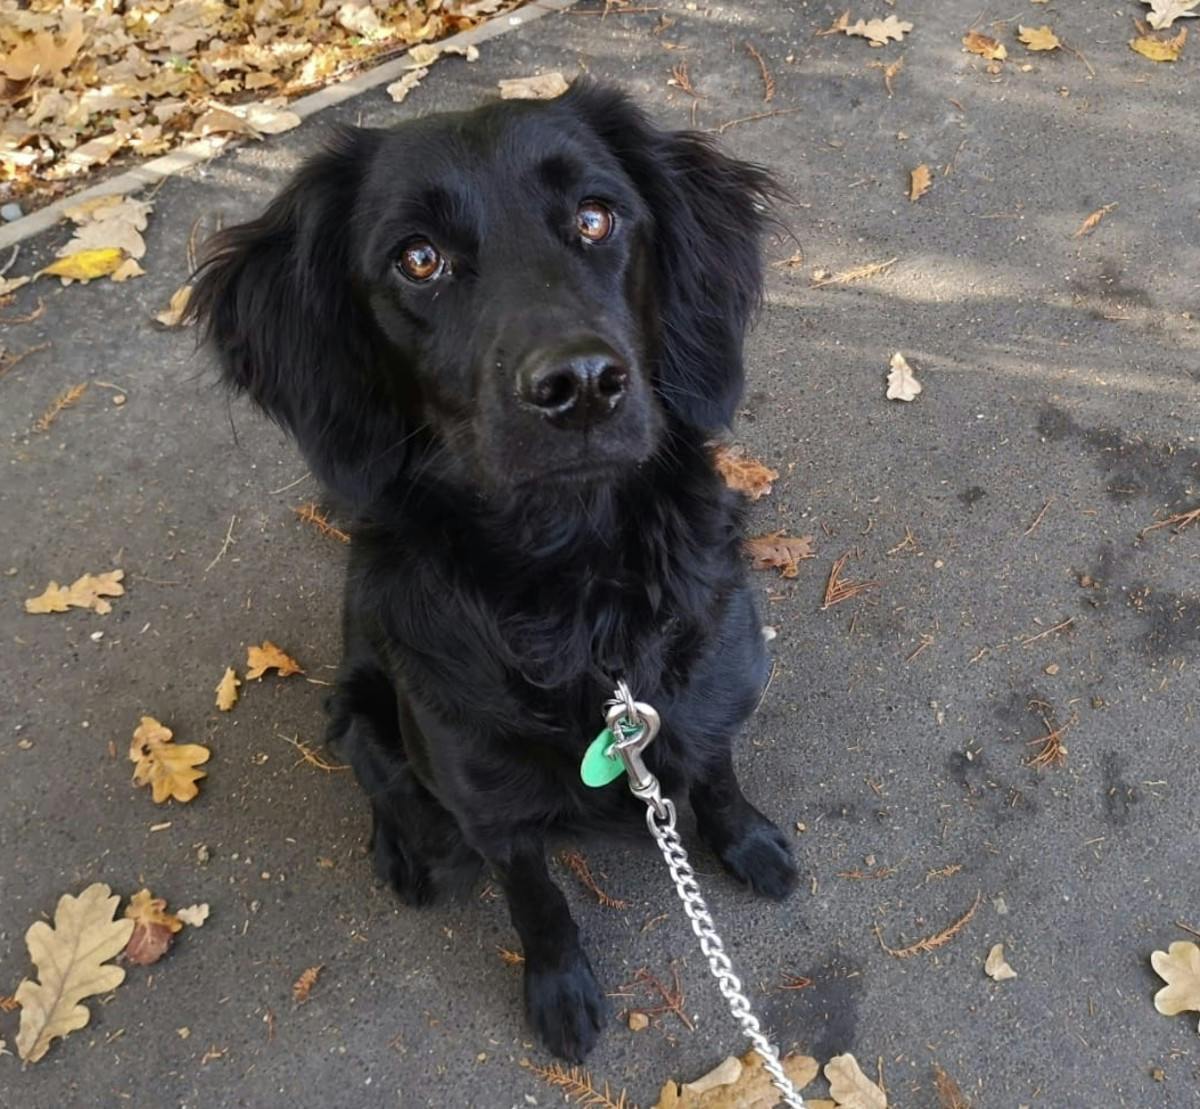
[190,81,798,1062]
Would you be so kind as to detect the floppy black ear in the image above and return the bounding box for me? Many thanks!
[561,82,779,430]
[188,126,401,502]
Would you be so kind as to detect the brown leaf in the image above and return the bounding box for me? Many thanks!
[25,569,124,614]
[245,641,304,680]
[933,1065,971,1108]
[155,285,193,328]
[745,533,816,578]
[215,666,241,712]
[846,16,913,46]
[1017,25,1062,51]
[15,883,134,1063]
[653,1049,819,1107]
[123,889,183,967]
[193,107,260,138]
[0,11,86,81]
[962,31,1007,60]
[1073,202,1117,237]
[825,1053,887,1108]
[712,444,779,500]
[292,965,323,1003]
[1152,940,1200,1030]
[909,164,932,201]
[129,716,210,804]
[498,72,570,99]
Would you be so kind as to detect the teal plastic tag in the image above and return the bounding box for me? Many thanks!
[580,727,625,787]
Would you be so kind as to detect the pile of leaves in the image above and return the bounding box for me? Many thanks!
[0,0,516,205]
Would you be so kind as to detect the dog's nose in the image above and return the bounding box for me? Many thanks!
[519,347,628,430]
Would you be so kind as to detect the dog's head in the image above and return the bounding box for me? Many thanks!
[190,81,776,503]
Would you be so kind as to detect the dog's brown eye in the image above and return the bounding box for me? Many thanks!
[576,201,614,243]
[398,240,444,282]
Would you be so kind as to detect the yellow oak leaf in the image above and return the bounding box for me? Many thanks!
[825,1053,887,1108]
[15,883,134,1063]
[245,640,304,680]
[129,716,210,804]
[1018,24,1061,51]
[963,31,1007,60]
[215,666,241,711]
[1131,26,1187,60]
[25,570,124,615]
[909,164,932,201]
[712,444,779,500]
[846,16,913,46]
[37,247,126,283]
[123,889,183,967]
[1152,940,1200,1030]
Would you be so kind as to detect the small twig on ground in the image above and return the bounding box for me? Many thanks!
[275,730,350,772]
[1140,506,1200,538]
[874,891,982,958]
[810,256,898,289]
[0,298,45,325]
[496,946,525,966]
[295,502,351,543]
[1,340,51,380]
[1020,616,1074,646]
[1022,496,1054,537]
[270,470,311,495]
[1175,920,1200,941]
[868,55,904,96]
[745,41,775,102]
[887,526,918,555]
[265,1007,276,1042]
[1074,203,1117,238]
[560,849,629,909]
[204,513,237,573]
[0,244,17,277]
[710,106,803,134]
[906,634,935,663]
[821,552,880,610]
[1065,43,1096,78]
[519,1059,634,1109]
[1025,701,1073,770]
[933,1063,971,1108]
[670,60,700,97]
[779,973,813,990]
[33,382,87,433]
[628,965,693,1031]
[837,866,898,880]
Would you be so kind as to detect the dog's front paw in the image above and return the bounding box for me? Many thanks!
[523,951,609,1062]
[707,808,799,901]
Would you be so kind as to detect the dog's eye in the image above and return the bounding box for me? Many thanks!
[397,240,445,282]
[576,200,614,244]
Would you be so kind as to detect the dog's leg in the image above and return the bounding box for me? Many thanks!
[690,752,798,900]
[483,832,608,1061]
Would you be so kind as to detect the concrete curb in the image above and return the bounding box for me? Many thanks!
[0,0,575,252]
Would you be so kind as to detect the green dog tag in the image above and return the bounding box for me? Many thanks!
[580,727,625,787]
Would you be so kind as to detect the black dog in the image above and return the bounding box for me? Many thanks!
[191,81,797,1062]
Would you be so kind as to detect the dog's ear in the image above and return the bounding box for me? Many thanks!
[188,126,399,501]
[562,82,779,430]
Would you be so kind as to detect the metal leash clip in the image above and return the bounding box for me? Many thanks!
[604,680,664,816]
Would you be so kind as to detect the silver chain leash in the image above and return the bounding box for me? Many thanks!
[603,682,806,1109]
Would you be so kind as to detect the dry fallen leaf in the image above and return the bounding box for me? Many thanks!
[37,247,125,284]
[60,196,152,261]
[155,285,193,328]
[932,1065,970,1109]
[825,1053,887,1109]
[1143,0,1200,29]
[123,889,183,967]
[847,16,913,46]
[15,883,134,1063]
[245,640,304,680]
[985,942,1018,981]
[1074,202,1117,237]
[111,258,145,282]
[962,31,1007,60]
[909,164,932,201]
[387,67,428,103]
[1151,940,1200,1030]
[653,1049,819,1108]
[498,72,570,99]
[1018,25,1062,51]
[745,533,816,578]
[0,12,86,82]
[215,666,241,712]
[25,570,124,615]
[1130,26,1188,60]
[129,716,210,804]
[712,444,779,500]
[293,965,323,1003]
[886,352,922,401]
[176,904,210,928]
